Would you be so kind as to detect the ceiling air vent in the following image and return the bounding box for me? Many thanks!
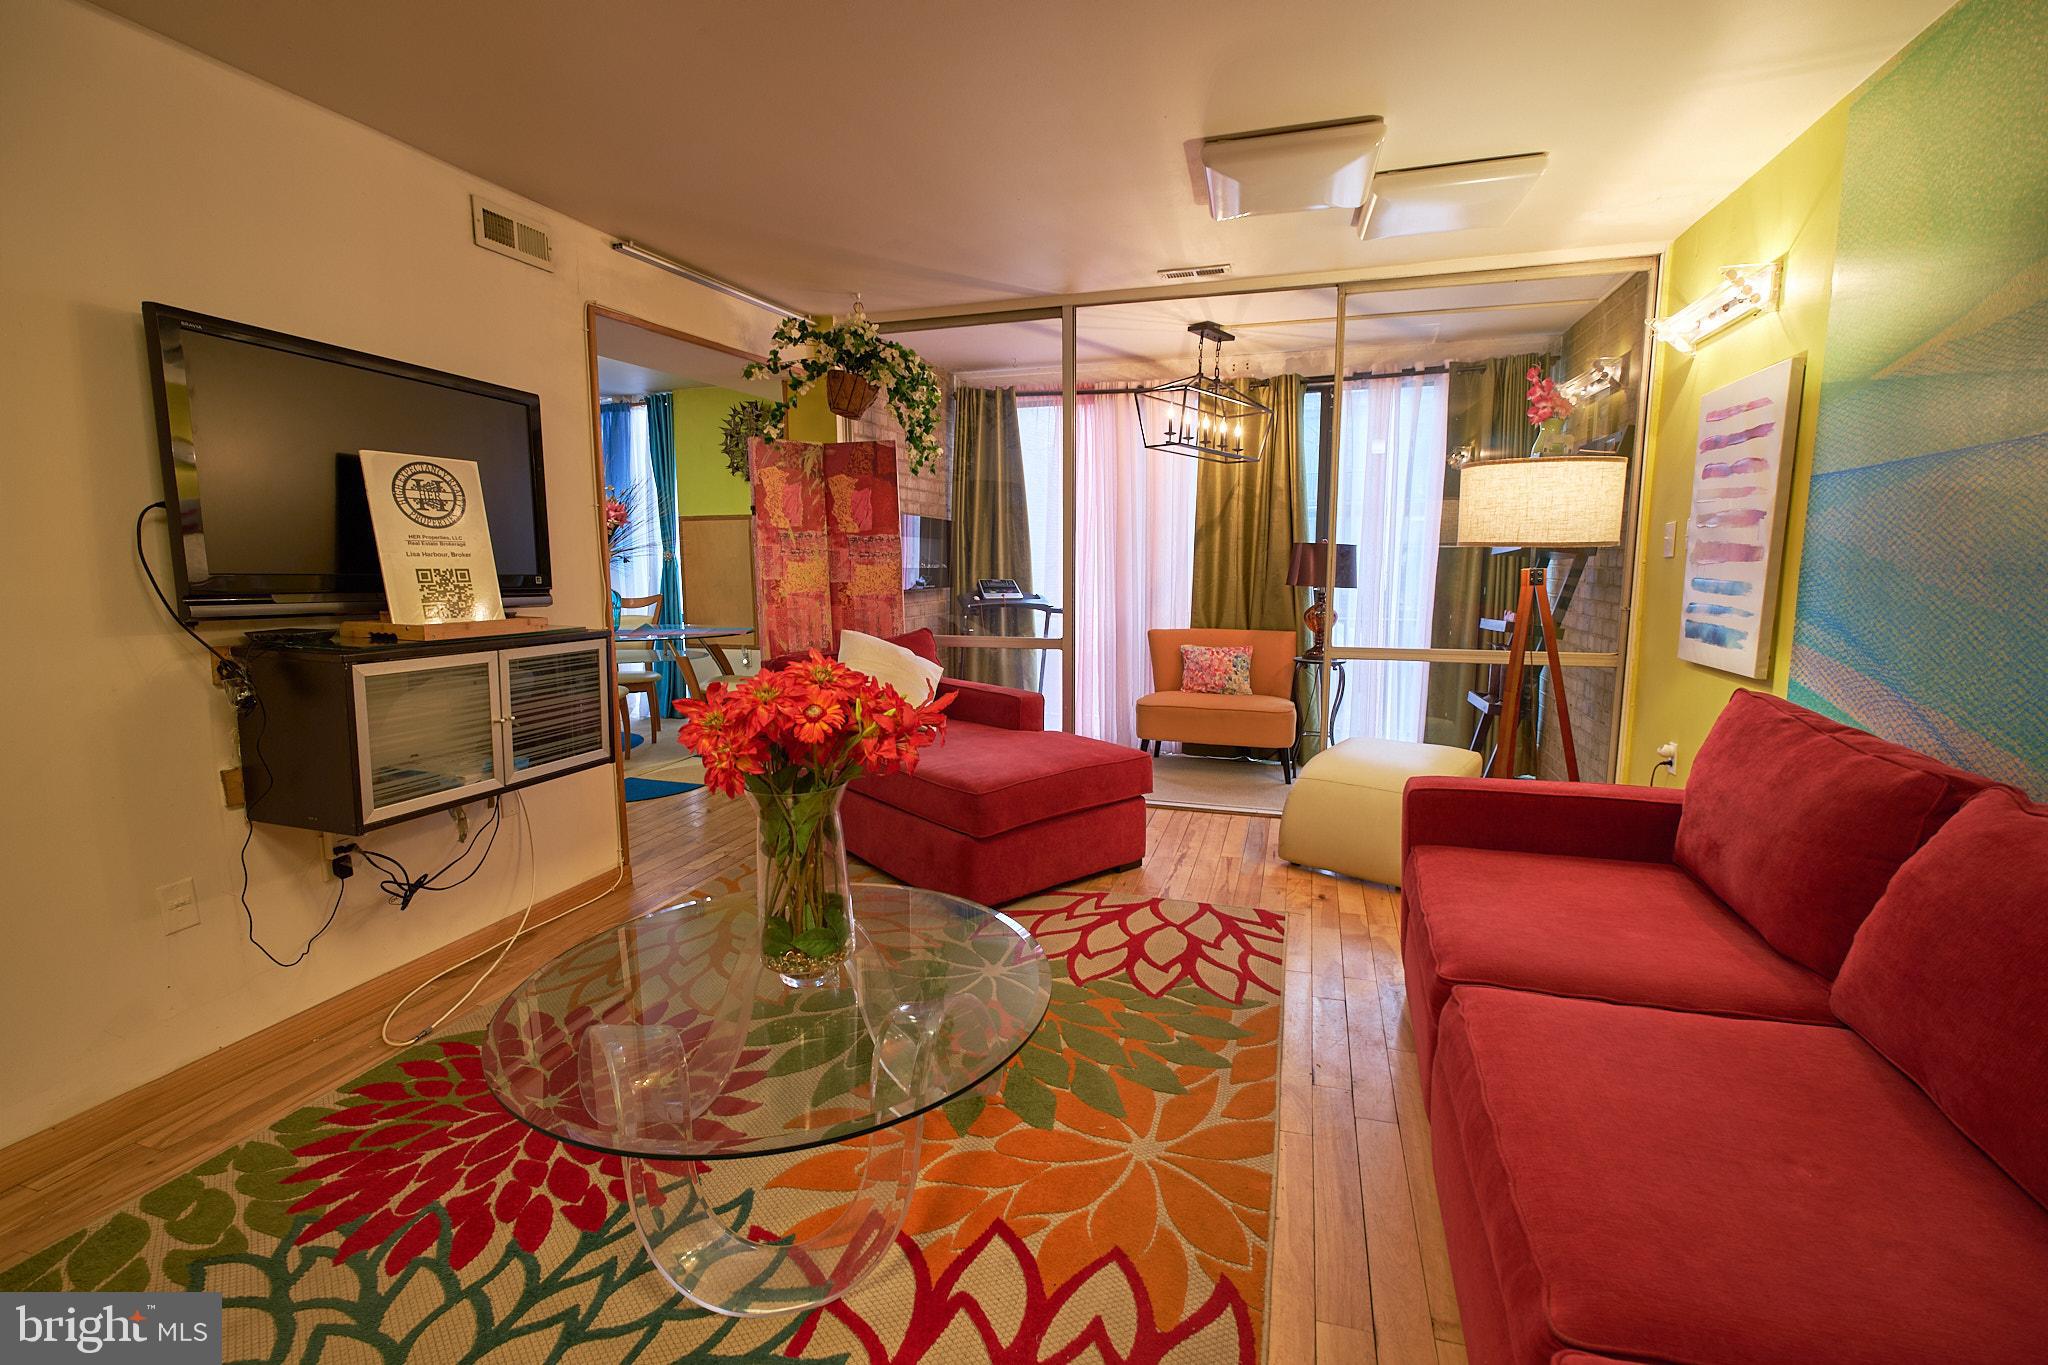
[470,195,554,272]
[1158,263,1232,282]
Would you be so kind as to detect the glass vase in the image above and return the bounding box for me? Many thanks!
[1531,416,1572,457]
[752,783,854,988]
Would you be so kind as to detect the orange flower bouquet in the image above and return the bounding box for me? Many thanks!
[675,652,952,984]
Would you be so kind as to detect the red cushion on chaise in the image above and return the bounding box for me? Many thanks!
[853,719,1151,841]
[1432,987,2048,1365]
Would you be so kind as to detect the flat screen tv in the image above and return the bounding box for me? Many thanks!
[143,302,551,620]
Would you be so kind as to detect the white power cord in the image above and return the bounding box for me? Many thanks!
[379,792,626,1047]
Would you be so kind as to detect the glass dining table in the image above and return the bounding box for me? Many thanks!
[480,886,1051,1317]
[613,623,753,701]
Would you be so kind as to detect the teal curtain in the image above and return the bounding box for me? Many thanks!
[645,391,684,710]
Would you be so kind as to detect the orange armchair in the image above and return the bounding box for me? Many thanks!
[1135,628,1299,781]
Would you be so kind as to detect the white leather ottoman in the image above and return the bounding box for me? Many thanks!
[1279,737,1484,886]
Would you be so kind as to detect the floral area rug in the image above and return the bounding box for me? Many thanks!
[2,887,1285,1364]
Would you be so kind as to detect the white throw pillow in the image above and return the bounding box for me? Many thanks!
[839,629,943,702]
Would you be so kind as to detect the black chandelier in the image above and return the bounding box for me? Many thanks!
[1134,322,1271,464]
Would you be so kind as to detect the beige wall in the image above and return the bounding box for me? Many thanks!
[0,0,776,1144]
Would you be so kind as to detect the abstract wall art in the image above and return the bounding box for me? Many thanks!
[1787,0,2048,796]
[1677,356,1806,678]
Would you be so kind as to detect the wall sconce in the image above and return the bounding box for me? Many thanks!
[1653,260,1781,353]
[1559,355,1626,405]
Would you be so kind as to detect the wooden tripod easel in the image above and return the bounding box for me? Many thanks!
[1487,565,1579,781]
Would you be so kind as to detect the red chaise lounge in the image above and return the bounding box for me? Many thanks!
[836,629,1152,906]
[1401,690,2048,1364]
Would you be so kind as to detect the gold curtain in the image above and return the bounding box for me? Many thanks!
[1190,374,1306,650]
[1427,352,1551,765]
[948,387,1035,690]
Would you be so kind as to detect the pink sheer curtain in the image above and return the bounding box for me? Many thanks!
[1072,390,1197,745]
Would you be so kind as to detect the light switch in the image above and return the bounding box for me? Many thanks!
[1662,520,1677,558]
[158,878,200,935]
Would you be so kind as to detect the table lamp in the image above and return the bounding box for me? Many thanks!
[1287,542,1358,656]
[1455,455,1627,781]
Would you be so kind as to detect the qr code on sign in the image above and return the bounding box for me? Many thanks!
[415,567,475,618]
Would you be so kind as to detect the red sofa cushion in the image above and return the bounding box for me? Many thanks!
[1433,987,2048,1365]
[1674,689,1994,977]
[1832,789,2048,1209]
[852,720,1152,840]
[1402,846,1833,1089]
[880,627,939,662]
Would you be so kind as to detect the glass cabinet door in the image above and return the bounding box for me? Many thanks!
[502,639,613,783]
[352,653,503,825]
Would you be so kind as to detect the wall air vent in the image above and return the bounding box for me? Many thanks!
[1158,263,1232,282]
[470,195,554,272]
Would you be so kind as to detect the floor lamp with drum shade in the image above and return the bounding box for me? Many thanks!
[1455,455,1628,781]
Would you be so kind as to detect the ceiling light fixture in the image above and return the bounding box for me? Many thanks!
[1558,355,1626,405]
[1652,260,1782,353]
[1355,153,1550,239]
[1202,117,1386,220]
[1135,322,1271,464]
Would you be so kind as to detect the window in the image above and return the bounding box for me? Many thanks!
[1328,372,1451,742]
[604,402,661,602]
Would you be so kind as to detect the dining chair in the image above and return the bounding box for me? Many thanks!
[615,593,663,743]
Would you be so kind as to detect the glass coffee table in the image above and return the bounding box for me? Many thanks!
[482,885,1050,1317]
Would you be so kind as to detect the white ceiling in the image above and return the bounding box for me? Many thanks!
[592,314,778,400]
[906,270,1636,383]
[85,0,1953,314]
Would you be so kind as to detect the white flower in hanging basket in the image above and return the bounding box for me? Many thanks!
[744,306,944,473]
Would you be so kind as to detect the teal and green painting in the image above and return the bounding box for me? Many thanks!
[1788,0,2048,795]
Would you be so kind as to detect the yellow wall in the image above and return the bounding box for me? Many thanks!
[786,385,840,444]
[1618,101,1849,783]
[674,386,758,516]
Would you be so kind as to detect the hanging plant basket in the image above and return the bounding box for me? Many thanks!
[744,305,946,472]
[825,369,878,418]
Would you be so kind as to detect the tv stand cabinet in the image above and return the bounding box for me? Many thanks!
[234,628,613,835]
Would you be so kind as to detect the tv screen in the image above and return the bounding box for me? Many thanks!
[144,303,550,619]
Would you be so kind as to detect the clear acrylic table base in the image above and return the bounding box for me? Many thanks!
[587,973,945,1318]
[622,1118,924,1317]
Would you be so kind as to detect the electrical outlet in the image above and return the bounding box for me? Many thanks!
[1656,741,1679,764]
[1662,521,1677,558]
[321,832,356,879]
[158,878,200,935]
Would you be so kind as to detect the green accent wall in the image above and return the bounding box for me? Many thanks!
[673,386,757,517]
[1622,0,2047,791]
[1786,0,2048,795]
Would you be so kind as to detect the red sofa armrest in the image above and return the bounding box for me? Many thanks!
[937,678,1044,732]
[1403,777,1685,865]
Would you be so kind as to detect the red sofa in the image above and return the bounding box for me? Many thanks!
[1401,690,2048,1364]
[834,630,1151,906]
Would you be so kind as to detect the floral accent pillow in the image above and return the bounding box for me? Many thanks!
[1180,644,1254,696]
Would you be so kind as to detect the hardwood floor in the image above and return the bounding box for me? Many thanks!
[0,787,1459,1364]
